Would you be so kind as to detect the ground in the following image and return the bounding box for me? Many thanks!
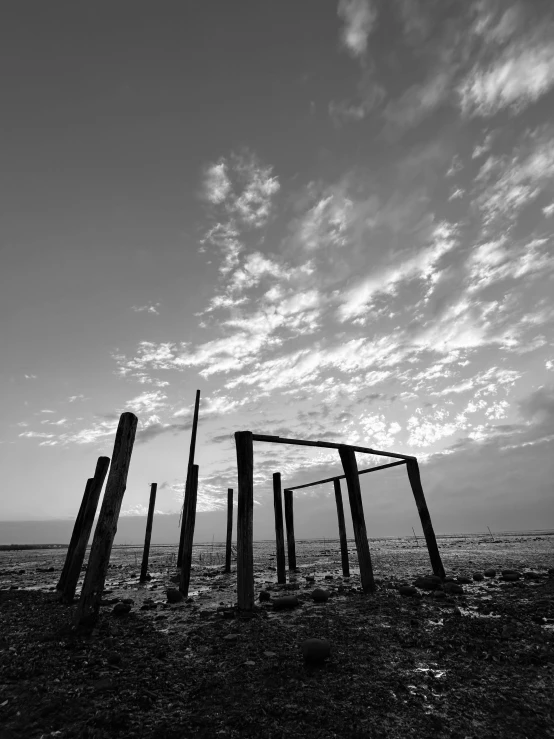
[1,535,553,739]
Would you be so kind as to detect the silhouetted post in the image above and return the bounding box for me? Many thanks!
[338,446,375,593]
[61,457,110,602]
[406,459,445,579]
[178,389,201,567]
[272,473,286,584]
[283,489,297,571]
[235,431,254,611]
[333,478,350,578]
[57,477,93,591]
[140,483,157,582]
[225,488,233,573]
[179,465,198,596]
[75,413,138,625]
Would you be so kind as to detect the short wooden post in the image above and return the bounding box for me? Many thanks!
[178,389,201,567]
[61,458,110,603]
[57,477,93,591]
[139,483,157,582]
[224,488,233,573]
[283,489,297,571]
[333,478,350,578]
[75,412,138,625]
[179,465,198,596]
[235,431,254,611]
[338,446,375,593]
[272,473,286,584]
[406,459,445,579]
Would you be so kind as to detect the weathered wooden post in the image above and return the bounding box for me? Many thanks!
[178,390,200,568]
[272,473,286,584]
[179,465,199,596]
[57,477,93,591]
[333,478,350,578]
[235,431,254,611]
[338,446,375,593]
[406,459,445,579]
[75,412,138,625]
[283,489,297,571]
[224,488,233,573]
[61,457,110,603]
[139,483,157,582]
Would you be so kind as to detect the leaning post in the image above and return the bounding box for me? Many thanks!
[224,488,233,573]
[333,478,350,578]
[57,477,93,591]
[179,465,199,596]
[178,389,201,568]
[406,459,445,579]
[272,473,286,584]
[235,431,254,611]
[283,489,297,571]
[75,412,138,625]
[139,483,158,582]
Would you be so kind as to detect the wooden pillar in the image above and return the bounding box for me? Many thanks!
[179,465,199,596]
[283,489,297,571]
[75,412,138,625]
[61,457,110,603]
[178,390,201,567]
[338,446,375,593]
[57,477,93,591]
[333,478,350,578]
[272,473,286,584]
[235,431,254,611]
[224,488,233,573]
[406,459,445,579]
[139,483,157,582]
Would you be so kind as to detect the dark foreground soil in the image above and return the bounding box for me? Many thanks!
[1,536,554,739]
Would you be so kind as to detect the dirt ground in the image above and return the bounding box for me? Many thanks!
[1,535,553,739]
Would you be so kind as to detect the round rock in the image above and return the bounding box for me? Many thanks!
[166,588,184,603]
[272,595,299,611]
[456,576,472,585]
[484,569,496,578]
[112,603,132,616]
[472,572,484,581]
[258,590,271,602]
[398,585,418,597]
[301,638,331,665]
[311,588,330,603]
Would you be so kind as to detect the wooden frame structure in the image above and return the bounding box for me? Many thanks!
[234,432,445,611]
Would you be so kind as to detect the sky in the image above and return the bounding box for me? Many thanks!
[1,0,554,540]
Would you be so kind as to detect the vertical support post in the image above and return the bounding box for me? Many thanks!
[333,478,350,578]
[224,488,233,574]
[283,489,297,571]
[140,483,157,582]
[235,431,254,611]
[272,473,286,584]
[75,412,138,625]
[178,389,201,567]
[61,457,110,603]
[406,459,445,579]
[338,446,375,593]
[57,477,93,591]
[179,465,199,596]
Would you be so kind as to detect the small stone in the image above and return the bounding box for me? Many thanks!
[37,567,55,573]
[484,568,496,578]
[301,638,331,665]
[263,651,277,658]
[259,590,271,602]
[305,576,315,583]
[413,577,440,591]
[501,573,521,582]
[398,585,418,597]
[443,583,464,595]
[473,572,484,581]
[456,576,472,585]
[272,596,299,610]
[324,575,333,581]
[223,633,239,642]
[523,571,540,580]
[122,598,134,605]
[501,569,521,578]
[166,588,184,603]
[112,603,131,616]
[443,576,456,582]
[311,588,330,603]
[432,590,447,600]
[244,660,256,667]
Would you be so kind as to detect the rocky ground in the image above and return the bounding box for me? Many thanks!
[1,535,553,739]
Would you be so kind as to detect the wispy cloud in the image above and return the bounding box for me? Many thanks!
[337,0,377,58]
[131,303,160,315]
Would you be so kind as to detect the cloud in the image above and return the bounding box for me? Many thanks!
[337,0,378,58]
[124,390,168,415]
[203,161,232,204]
[383,70,453,133]
[24,374,37,380]
[19,431,54,439]
[120,504,171,517]
[131,303,160,315]
[68,394,87,402]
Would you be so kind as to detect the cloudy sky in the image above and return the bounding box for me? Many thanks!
[2,0,554,538]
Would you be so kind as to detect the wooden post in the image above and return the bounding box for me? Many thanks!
[139,483,157,582]
[224,488,233,573]
[333,478,350,578]
[412,526,420,547]
[406,459,445,579]
[75,412,138,625]
[338,446,375,593]
[272,473,286,584]
[235,431,254,611]
[179,465,198,596]
[57,477,93,591]
[61,458,110,603]
[178,389,201,567]
[283,489,297,571]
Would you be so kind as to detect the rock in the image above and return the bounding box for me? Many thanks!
[443,583,464,595]
[432,590,447,599]
[473,572,484,581]
[311,588,330,603]
[484,569,496,578]
[263,651,277,658]
[272,596,299,610]
[37,567,55,573]
[301,638,331,665]
[523,571,541,580]
[112,603,131,616]
[166,588,184,603]
[140,603,157,611]
[259,590,271,602]
[122,598,134,605]
[456,576,472,585]
[501,569,521,578]
[305,576,315,583]
[443,576,456,582]
[501,573,521,582]
[324,575,334,581]
[413,577,440,591]
[223,633,239,642]
[398,585,418,597]
[106,652,122,665]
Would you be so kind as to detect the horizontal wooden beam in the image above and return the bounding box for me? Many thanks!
[285,459,407,491]
[251,434,415,461]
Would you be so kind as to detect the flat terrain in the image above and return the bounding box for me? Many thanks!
[1,535,553,739]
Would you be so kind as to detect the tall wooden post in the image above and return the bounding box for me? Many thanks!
[406,459,445,579]
[75,412,138,625]
[235,431,254,611]
[140,483,157,582]
[179,465,199,596]
[57,477,93,591]
[272,473,286,584]
[225,488,233,573]
[178,389,200,567]
[338,446,375,593]
[61,457,110,603]
[333,478,350,578]
[283,489,297,571]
